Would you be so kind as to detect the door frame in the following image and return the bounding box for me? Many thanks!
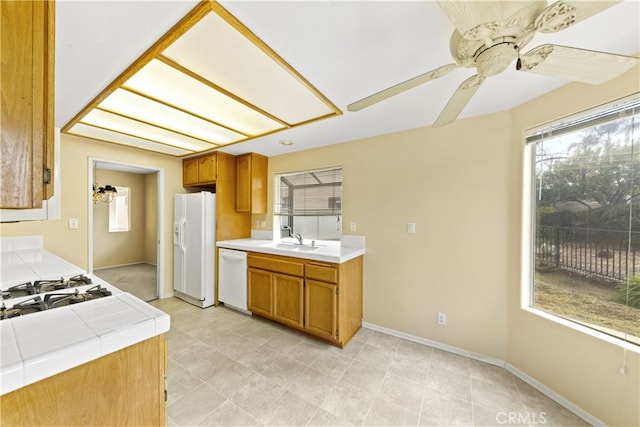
[87,157,166,299]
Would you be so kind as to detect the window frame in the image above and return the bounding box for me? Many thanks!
[521,93,640,351]
[274,166,343,241]
[108,186,131,233]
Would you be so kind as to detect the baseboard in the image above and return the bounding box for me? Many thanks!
[94,261,156,270]
[504,363,605,427]
[362,321,505,367]
[361,321,600,426]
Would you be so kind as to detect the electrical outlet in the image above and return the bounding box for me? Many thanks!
[68,218,79,230]
[619,366,627,375]
[437,312,447,325]
[407,222,416,234]
[350,222,357,232]
[260,220,267,228]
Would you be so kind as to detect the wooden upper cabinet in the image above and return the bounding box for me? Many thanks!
[198,153,217,184]
[0,0,55,209]
[182,153,217,187]
[236,153,267,213]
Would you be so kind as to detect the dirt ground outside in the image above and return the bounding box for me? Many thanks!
[534,269,640,342]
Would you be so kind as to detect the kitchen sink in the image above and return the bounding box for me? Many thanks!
[263,242,321,251]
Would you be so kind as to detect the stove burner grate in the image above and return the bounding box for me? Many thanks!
[2,282,36,299]
[0,284,113,320]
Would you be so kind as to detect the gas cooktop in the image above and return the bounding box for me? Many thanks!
[0,274,114,320]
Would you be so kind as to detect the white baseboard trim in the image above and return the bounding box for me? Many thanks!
[504,363,605,427]
[361,321,600,426]
[362,321,505,367]
[94,261,156,270]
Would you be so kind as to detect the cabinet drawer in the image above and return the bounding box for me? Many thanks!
[305,263,338,283]
[248,254,304,277]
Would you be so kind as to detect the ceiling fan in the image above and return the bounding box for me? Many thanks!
[347,1,639,127]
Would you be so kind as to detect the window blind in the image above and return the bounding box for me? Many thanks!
[274,167,342,216]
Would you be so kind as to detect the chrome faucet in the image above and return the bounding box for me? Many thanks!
[283,226,303,245]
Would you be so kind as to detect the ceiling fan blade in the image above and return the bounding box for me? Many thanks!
[521,44,639,84]
[437,1,543,39]
[433,74,485,127]
[347,63,457,112]
[535,1,622,33]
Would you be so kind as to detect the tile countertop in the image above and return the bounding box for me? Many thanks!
[216,235,365,263]
[0,236,170,396]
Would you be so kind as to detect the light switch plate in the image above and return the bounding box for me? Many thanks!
[68,218,79,230]
[407,222,416,234]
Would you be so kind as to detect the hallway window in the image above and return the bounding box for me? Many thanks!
[109,186,130,232]
[526,94,640,346]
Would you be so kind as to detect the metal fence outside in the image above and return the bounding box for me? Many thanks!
[536,226,640,282]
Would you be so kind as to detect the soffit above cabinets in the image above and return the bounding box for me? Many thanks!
[62,1,342,157]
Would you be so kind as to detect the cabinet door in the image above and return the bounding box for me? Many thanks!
[248,268,272,317]
[236,153,267,214]
[1,0,53,208]
[305,279,337,340]
[236,153,251,213]
[183,157,199,186]
[273,273,304,328]
[198,153,217,183]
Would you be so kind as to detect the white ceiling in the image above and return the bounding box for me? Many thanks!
[56,1,640,158]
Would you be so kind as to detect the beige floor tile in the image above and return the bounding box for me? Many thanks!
[364,396,420,426]
[167,382,226,426]
[166,359,205,406]
[388,350,430,384]
[261,390,320,426]
[470,378,523,414]
[286,366,341,406]
[158,298,590,427]
[227,372,287,421]
[320,380,376,425]
[307,407,356,426]
[426,365,472,402]
[430,348,472,375]
[260,354,310,386]
[376,372,425,414]
[197,399,260,426]
[355,343,394,369]
[236,344,284,373]
[341,359,387,391]
[420,386,474,426]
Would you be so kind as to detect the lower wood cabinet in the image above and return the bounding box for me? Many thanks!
[273,273,304,328]
[304,279,337,341]
[0,335,167,426]
[247,252,363,347]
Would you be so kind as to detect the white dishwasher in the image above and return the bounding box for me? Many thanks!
[218,248,249,313]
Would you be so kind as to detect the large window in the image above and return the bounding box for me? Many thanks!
[528,95,639,346]
[274,167,342,241]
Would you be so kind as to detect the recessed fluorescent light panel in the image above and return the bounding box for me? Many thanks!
[63,1,341,156]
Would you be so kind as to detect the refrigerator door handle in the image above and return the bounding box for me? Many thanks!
[179,218,186,252]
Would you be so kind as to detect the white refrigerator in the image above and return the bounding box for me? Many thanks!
[173,192,216,308]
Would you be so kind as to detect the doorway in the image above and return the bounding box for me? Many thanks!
[88,158,165,301]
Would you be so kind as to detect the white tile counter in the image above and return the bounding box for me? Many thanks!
[217,235,365,263]
[0,236,170,396]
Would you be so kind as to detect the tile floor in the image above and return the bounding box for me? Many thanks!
[94,263,157,301]
[150,297,588,427]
